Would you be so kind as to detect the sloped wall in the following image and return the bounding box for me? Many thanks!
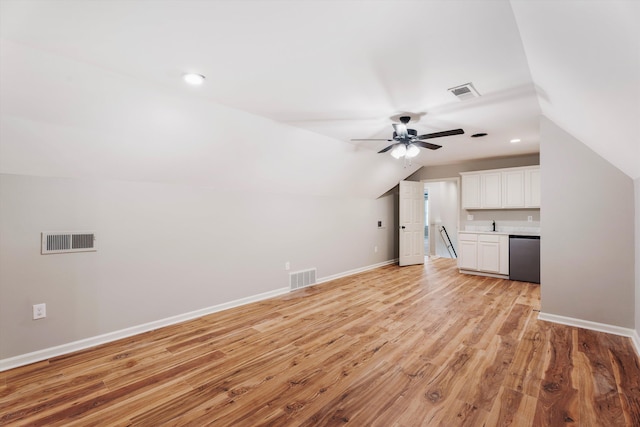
[540,117,635,328]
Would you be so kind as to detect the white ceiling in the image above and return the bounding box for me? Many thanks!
[0,0,638,196]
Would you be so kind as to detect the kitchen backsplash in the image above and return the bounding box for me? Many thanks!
[461,209,540,234]
[464,223,541,234]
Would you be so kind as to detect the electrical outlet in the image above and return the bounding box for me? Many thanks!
[374,246,378,253]
[33,303,46,320]
[467,214,474,221]
[285,262,290,271]
[528,216,533,222]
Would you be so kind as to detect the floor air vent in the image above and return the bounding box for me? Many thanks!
[42,232,97,254]
[289,268,317,290]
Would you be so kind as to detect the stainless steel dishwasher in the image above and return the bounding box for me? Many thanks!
[509,235,540,283]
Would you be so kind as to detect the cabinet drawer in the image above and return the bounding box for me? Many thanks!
[478,234,500,243]
[459,233,478,242]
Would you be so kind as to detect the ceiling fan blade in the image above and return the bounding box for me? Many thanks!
[415,141,442,150]
[350,138,393,141]
[417,129,465,139]
[393,123,408,138]
[378,143,401,153]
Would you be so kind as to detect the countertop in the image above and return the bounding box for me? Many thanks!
[459,230,541,237]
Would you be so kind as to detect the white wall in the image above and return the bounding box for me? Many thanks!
[0,174,395,359]
[540,117,635,328]
[636,178,640,335]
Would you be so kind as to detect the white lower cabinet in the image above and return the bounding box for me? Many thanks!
[458,236,478,270]
[458,232,509,276]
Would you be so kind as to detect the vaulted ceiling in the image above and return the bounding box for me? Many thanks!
[1,1,638,199]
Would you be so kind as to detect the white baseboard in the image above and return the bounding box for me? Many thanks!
[632,330,640,358]
[538,312,640,357]
[458,269,509,280]
[316,259,398,284]
[0,287,289,372]
[0,259,399,372]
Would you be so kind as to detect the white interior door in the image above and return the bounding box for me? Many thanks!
[399,180,425,266]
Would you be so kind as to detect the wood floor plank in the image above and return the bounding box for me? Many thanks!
[533,323,580,425]
[1,258,638,426]
[576,328,626,425]
[606,333,640,426]
[485,386,537,426]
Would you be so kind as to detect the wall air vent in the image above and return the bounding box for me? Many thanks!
[289,268,317,291]
[41,232,97,254]
[448,82,480,100]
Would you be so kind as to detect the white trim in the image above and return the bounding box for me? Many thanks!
[316,259,398,284]
[458,269,509,280]
[0,287,289,372]
[0,259,400,372]
[632,330,640,358]
[538,312,640,356]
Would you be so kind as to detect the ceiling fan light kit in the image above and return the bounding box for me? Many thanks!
[390,144,406,159]
[405,144,420,158]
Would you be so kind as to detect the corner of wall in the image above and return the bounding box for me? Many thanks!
[635,177,640,336]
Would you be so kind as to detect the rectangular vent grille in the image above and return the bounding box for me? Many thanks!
[42,232,97,254]
[289,268,317,291]
[448,82,480,100]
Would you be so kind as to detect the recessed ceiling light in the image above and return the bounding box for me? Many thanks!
[510,138,521,143]
[471,133,488,138]
[183,73,205,85]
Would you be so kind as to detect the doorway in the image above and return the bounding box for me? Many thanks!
[423,179,460,259]
[424,191,429,256]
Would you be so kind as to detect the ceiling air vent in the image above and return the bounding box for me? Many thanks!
[448,82,480,100]
[41,232,97,254]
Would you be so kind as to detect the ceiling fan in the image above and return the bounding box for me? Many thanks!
[351,116,464,159]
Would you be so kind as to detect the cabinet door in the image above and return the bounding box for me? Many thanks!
[499,235,509,275]
[461,174,481,209]
[478,240,500,273]
[502,170,525,208]
[458,240,478,270]
[481,172,502,208]
[525,168,541,208]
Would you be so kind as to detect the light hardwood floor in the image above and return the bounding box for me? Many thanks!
[1,258,639,426]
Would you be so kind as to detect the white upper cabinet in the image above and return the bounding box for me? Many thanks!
[525,168,541,208]
[481,172,502,208]
[461,174,481,209]
[461,166,540,210]
[502,169,525,208]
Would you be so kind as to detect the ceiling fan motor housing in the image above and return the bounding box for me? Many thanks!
[393,129,417,140]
